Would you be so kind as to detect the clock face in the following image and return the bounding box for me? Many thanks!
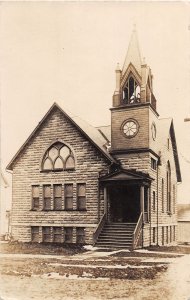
[151,122,156,140]
[122,119,139,138]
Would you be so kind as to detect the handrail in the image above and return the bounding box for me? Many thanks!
[132,212,143,249]
[93,213,106,244]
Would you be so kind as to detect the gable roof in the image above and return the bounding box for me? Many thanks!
[6,103,117,171]
[100,168,152,182]
[158,118,182,182]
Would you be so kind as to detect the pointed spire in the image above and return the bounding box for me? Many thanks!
[122,26,142,76]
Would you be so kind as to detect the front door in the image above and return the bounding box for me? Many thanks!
[109,185,140,223]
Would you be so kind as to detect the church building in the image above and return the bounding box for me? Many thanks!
[7,30,181,249]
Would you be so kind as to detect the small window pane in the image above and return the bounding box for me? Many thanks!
[78,184,86,196]
[44,185,51,198]
[53,227,62,243]
[54,185,62,197]
[49,147,59,161]
[31,227,39,242]
[78,197,86,210]
[44,198,51,210]
[65,227,73,243]
[60,146,70,159]
[54,198,62,210]
[65,197,73,210]
[43,158,53,170]
[43,227,51,242]
[76,228,85,244]
[33,198,39,210]
[65,156,75,169]
[54,157,63,169]
[65,184,73,197]
[32,186,39,197]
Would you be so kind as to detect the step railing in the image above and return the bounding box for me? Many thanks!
[132,212,143,249]
[93,213,106,245]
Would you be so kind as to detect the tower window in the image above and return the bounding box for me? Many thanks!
[151,158,157,170]
[123,76,141,104]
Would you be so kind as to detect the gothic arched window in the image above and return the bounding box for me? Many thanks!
[123,76,141,104]
[42,142,75,171]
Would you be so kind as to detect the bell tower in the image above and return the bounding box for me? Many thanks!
[110,27,158,154]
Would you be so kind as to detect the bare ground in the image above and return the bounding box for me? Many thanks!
[0,242,190,300]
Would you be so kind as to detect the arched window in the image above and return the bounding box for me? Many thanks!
[166,161,171,213]
[42,142,75,171]
[123,76,141,104]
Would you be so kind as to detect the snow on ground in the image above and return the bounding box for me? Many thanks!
[48,262,155,269]
[166,254,190,300]
[32,272,109,280]
[134,249,182,256]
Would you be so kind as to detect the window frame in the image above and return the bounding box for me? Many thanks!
[162,179,164,213]
[42,226,52,243]
[31,226,39,242]
[166,161,172,214]
[76,227,85,244]
[77,183,86,211]
[31,185,40,211]
[64,184,73,211]
[41,142,75,172]
[152,191,156,211]
[64,227,73,243]
[53,184,63,211]
[43,185,52,211]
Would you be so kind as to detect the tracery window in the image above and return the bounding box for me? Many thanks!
[123,76,141,104]
[42,142,75,171]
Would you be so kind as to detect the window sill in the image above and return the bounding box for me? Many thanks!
[31,209,87,212]
[40,168,75,173]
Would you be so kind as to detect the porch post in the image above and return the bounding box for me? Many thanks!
[104,187,107,218]
[147,187,150,222]
[140,185,144,222]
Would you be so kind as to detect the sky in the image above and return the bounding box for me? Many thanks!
[1,1,190,203]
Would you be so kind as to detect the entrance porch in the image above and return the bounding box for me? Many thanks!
[94,169,152,249]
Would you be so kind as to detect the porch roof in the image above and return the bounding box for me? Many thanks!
[99,169,152,183]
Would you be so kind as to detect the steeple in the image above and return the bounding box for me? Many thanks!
[113,27,157,111]
[122,25,142,76]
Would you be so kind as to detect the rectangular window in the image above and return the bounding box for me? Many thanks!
[173,185,176,214]
[32,186,40,210]
[162,227,164,245]
[153,191,156,211]
[170,226,172,243]
[64,184,73,210]
[166,226,169,244]
[53,227,62,243]
[53,185,62,210]
[43,185,51,210]
[31,226,39,242]
[162,179,164,213]
[43,227,51,242]
[173,226,176,241]
[65,227,73,243]
[77,183,86,210]
[153,227,156,243]
[76,227,85,244]
[151,158,157,170]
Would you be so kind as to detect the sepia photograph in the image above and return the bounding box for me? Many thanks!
[1,1,190,299]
